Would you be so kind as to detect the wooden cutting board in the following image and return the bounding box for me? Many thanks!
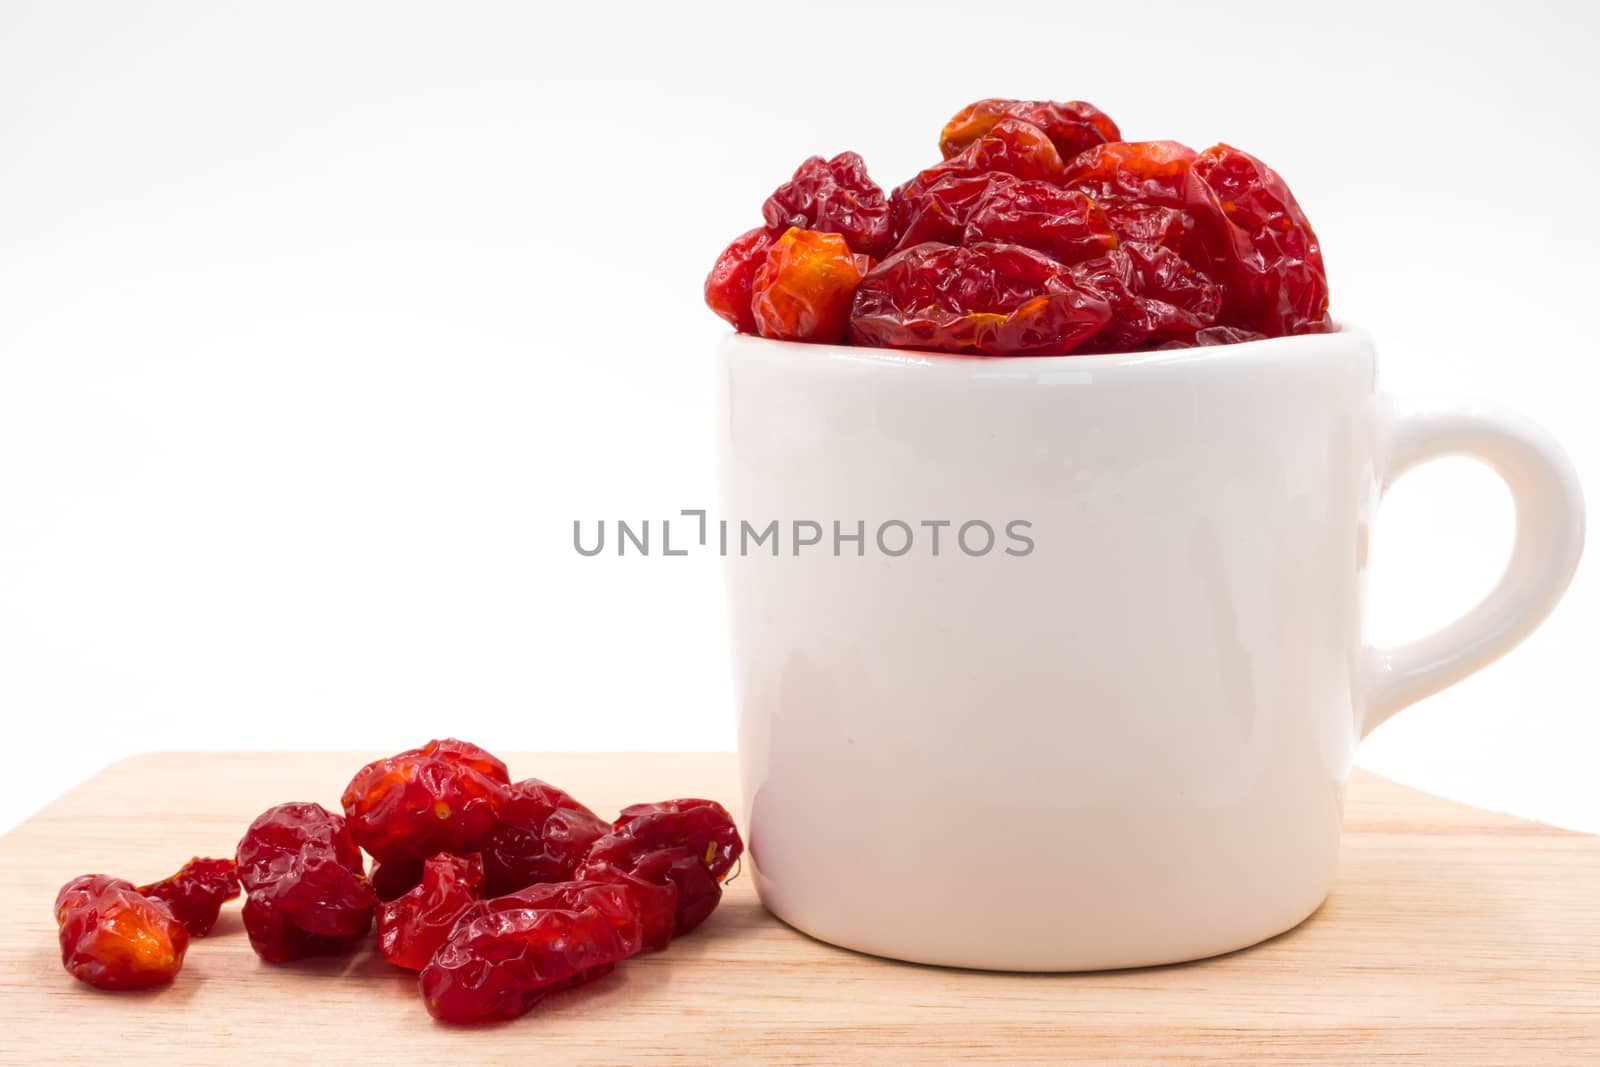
[0,752,1595,1065]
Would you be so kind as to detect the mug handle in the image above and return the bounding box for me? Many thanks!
[1362,396,1586,736]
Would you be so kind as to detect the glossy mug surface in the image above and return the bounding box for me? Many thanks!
[717,326,1584,971]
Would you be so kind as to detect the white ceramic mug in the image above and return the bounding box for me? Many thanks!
[717,325,1584,971]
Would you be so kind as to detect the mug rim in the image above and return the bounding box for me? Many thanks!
[720,318,1367,372]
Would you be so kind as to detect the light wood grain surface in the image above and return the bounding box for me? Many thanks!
[1,752,1596,1065]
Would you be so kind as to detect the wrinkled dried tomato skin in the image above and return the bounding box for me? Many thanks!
[895,119,1066,228]
[762,152,894,258]
[56,878,189,990]
[750,228,872,344]
[963,180,1118,265]
[1192,143,1330,336]
[939,98,1120,162]
[1071,245,1222,352]
[377,852,485,971]
[703,227,774,335]
[137,857,240,937]
[341,739,509,864]
[849,242,1113,356]
[55,875,135,924]
[236,802,376,962]
[420,899,643,1024]
[478,779,610,897]
[576,798,744,949]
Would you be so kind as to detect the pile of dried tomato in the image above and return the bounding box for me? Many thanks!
[52,739,743,1025]
[705,98,1330,356]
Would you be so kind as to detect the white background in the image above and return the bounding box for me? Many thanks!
[1,0,1595,834]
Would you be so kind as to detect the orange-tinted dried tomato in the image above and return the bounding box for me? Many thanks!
[236,802,376,963]
[137,857,240,937]
[762,152,894,258]
[55,875,189,990]
[576,799,743,950]
[1192,143,1330,336]
[704,226,774,335]
[849,242,1112,356]
[377,852,485,971]
[478,778,611,896]
[419,885,645,1024]
[750,227,872,344]
[939,98,1120,162]
[341,739,509,864]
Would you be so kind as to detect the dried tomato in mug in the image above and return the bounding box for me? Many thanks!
[892,118,1068,236]
[939,98,1120,163]
[704,226,775,335]
[1070,244,1223,352]
[750,227,872,344]
[1191,143,1330,336]
[962,179,1119,265]
[848,242,1112,356]
[762,151,894,258]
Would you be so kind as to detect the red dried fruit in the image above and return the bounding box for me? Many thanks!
[478,779,610,897]
[704,226,775,335]
[1192,143,1330,336]
[939,98,1120,163]
[1071,244,1222,352]
[236,802,376,963]
[750,227,872,344]
[55,875,189,990]
[577,799,744,949]
[1061,140,1226,256]
[963,179,1119,265]
[55,874,135,923]
[848,242,1112,356]
[341,739,510,864]
[890,172,1003,253]
[762,152,894,258]
[377,852,485,971]
[420,888,644,1024]
[893,119,1067,238]
[137,857,241,937]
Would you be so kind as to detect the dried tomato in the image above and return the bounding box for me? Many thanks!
[419,887,644,1024]
[1192,143,1330,336]
[750,227,872,344]
[893,118,1068,233]
[341,739,510,864]
[848,241,1112,356]
[478,778,611,896]
[939,98,1119,163]
[1061,140,1225,255]
[1070,244,1222,352]
[576,799,743,949]
[704,226,774,335]
[55,875,189,990]
[762,152,894,258]
[236,802,376,963]
[377,852,485,971]
[890,172,1002,253]
[963,179,1119,265]
[137,857,240,937]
